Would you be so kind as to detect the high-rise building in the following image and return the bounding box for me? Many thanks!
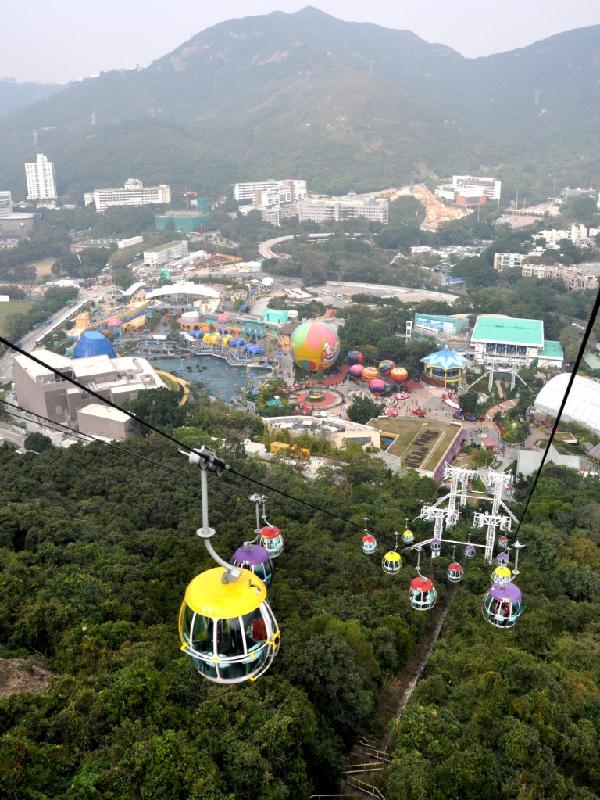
[0,191,13,216]
[25,154,57,200]
[84,178,171,213]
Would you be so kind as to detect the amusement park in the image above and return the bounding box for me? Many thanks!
[2,237,599,800]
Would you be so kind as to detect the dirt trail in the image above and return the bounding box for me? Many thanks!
[336,585,457,799]
[0,657,52,699]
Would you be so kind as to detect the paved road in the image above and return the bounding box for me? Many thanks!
[0,288,97,381]
[0,421,25,449]
[258,235,294,261]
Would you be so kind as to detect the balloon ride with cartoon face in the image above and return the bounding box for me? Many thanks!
[290,321,340,373]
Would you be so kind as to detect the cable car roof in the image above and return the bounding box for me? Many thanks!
[184,567,266,619]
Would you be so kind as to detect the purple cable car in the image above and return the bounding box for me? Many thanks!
[232,544,273,587]
[482,582,523,629]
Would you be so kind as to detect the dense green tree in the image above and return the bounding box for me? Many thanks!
[123,388,186,434]
[347,394,383,424]
[23,432,53,453]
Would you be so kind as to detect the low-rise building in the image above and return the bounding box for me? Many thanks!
[155,209,211,233]
[414,313,470,337]
[298,194,389,224]
[517,445,582,478]
[493,252,527,271]
[0,191,13,216]
[263,415,381,450]
[537,223,600,247]
[522,262,599,291]
[143,240,188,266]
[470,315,563,369]
[0,212,36,239]
[84,178,171,213]
[234,179,306,202]
[452,175,502,201]
[117,235,143,249]
[13,348,165,440]
[77,404,131,440]
[437,175,502,205]
[535,373,600,435]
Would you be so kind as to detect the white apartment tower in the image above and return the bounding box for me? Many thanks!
[25,154,57,200]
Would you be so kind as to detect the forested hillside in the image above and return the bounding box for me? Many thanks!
[0,398,598,798]
[1,8,600,198]
[0,79,61,118]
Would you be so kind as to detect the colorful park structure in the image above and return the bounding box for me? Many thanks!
[421,347,468,388]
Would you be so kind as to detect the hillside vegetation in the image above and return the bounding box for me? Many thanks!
[1,8,600,198]
[0,398,598,798]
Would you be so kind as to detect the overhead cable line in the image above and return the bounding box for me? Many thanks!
[514,286,600,537]
[0,398,187,478]
[0,336,386,537]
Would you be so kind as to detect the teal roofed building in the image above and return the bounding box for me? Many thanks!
[470,315,563,369]
[422,347,468,387]
[155,208,211,233]
[415,313,470,337]
[262,308,289,325]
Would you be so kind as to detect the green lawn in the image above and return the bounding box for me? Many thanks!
[0,301,33,336]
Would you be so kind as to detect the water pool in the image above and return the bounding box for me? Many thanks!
[150,354,270,403]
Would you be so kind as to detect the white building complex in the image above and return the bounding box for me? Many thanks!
[263,416,381,450]
[452,175,502,200]
[0,191,13,216]
[25,154,57,200]
[522,262,599,291]
[234,179,307,203]
[493,252,527,271]
[298,194,389,224]
[470,315,563,369]
[84,178,171,213]
[535,374,600,436]
[536,224,600,247]
[235,179,307,226]
[436,175,502,206]
[13,349,165,440]
[143,240,188,267]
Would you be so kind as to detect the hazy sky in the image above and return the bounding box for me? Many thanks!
[3,0,600,83]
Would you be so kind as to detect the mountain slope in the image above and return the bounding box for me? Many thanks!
[1,8,598,199]
[0,79,62,118]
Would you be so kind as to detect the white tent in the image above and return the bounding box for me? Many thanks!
[534,373,600,435]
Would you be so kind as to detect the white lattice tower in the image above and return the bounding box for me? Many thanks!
[473,470,515,562]
[419,503,460,558]
[444,465,478,509]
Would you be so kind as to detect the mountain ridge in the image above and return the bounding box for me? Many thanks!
[1,7,599,199]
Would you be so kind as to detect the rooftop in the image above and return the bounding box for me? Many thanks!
[517,445,581,478]
[471,315,544,347]
[152,240,185,252]
[146,283,220,300]
[369,416,461,474]
[539,340,564,359]
[78,403,130,423]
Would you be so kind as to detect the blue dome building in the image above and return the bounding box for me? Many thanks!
[73,330,116,359]
[421,347,467,388]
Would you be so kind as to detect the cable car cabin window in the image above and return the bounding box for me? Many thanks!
[183,607,214,655]
[245,607,270,652]
[216,617,244,657]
